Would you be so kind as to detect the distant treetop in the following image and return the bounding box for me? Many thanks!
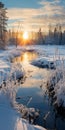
[0,2,4,8]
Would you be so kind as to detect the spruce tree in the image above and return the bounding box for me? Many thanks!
[0,2,8,48]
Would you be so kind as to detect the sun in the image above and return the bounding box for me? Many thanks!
[23,31,28,40]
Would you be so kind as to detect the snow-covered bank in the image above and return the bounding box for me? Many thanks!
[28,45,65,108]
[31,56,65,108]
[0,45,47,130]
[0,46,25,85]
[31,57,55,69]
[0,92,46,130]
[46,65,65,108]
[1,45,65,129]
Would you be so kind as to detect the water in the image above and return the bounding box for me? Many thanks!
[14,50,65,130]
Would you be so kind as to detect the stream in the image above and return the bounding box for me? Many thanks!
[14,50,65,130]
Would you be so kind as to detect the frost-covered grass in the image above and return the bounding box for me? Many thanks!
[0,68,40,125]
[53,66,65,107]
[0,44,65,129]
[46,61,65,107]
[29,45,65,108]
[0,45,46,130]
[0,46,25,85]
[0,92,46,130]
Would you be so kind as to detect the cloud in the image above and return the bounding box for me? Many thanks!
[7,0,65,32]
[7,8,42,20]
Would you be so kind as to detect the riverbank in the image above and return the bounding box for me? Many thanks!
[0,45,65,130]
[0,45,47,130]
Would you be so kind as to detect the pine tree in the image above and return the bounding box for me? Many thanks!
[54,26,59,44]
[0,2,8,48]
[58,26,62,45]
[37,28,44,44]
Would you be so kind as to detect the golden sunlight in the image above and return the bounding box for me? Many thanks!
[23,31,29,40]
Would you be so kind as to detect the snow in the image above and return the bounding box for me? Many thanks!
[0,46,25,85]
[31,57,55,69]
[54,68,65,107]
[0,93,46,130]
[28,45,65,108]
[0,44,65,129]
[0,45,46,130]
[46,62,65,107]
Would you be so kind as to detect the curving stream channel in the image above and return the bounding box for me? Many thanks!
[14,51,65,130]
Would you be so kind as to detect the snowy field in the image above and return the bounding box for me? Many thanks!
[0,45,65,130]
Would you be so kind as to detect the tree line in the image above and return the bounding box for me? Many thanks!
[0,1,65,48]
[7,26,65,46]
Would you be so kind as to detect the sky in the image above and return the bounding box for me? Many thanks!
[1,0,65,32]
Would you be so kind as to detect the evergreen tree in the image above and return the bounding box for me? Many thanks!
[54,25,59,44]
[62,30,65,45]
[49,25,53,37]
[37,28,44,44]
[0,2,8,45]
[58,26,62,44]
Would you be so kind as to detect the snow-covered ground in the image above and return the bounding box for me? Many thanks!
[47,66,65,107]
[0,45,47,130]
[0,46,25,85]
[28,45,65,107]
[31,57,55,69]
[0,45,65,130]
[0,92,46,130]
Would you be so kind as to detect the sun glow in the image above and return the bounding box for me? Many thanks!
[23,31,29,40]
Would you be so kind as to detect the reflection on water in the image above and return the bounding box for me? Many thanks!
[14,51,49,88]
[14,51,65,130]
[14,52,38,64]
